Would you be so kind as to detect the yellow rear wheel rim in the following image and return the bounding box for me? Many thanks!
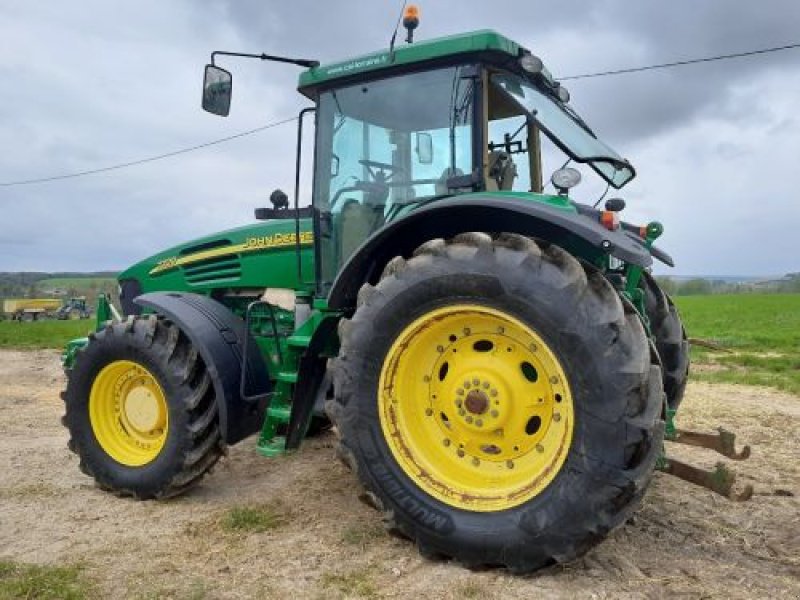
[378,305,574,512]
[89,360,169,467]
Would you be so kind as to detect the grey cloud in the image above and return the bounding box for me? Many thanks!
[1,1,799,275]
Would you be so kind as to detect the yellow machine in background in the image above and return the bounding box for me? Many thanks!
[1,297,91,321]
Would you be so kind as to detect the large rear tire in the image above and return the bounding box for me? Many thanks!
[63,315,223,499]
[330,233,664,573]
[641,272,690,411]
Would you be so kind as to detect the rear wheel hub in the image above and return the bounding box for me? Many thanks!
[464,390,488,415]
[379,304,574,512]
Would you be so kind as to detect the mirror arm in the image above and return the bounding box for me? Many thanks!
[211,50,319,69]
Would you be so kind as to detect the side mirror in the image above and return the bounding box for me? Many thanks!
[202,64,232,116]
[415,132,433,165]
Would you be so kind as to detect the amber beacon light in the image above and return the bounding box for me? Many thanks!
[403,5,420,43]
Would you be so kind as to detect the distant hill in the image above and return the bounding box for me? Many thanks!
[0,272,118,303]
[667,275,779,283]
[656,273,800,295]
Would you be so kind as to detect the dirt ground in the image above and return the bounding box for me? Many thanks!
[1,350,798,599]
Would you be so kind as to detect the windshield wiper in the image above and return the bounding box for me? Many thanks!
[331,89,347,134]
[561,102,596,137]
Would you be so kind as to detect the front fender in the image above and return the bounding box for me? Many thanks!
[327,195,653,309]
[134,292,271,445]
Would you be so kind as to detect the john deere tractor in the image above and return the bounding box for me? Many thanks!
[62,14,752,572]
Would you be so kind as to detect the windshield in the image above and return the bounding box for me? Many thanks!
[314,66,475,285]
[491,73,634,188]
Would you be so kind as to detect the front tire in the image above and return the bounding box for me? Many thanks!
[641,272,690,411]
[63,316,223,499]
[330,233,664,573]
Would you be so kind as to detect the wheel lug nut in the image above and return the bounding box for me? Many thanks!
[553,413,561,422]
[490,410,498,418]
[490,389,498,397]
[457,388,464,395]
[459,409,466,416]
[536,444,544,453]
[443,439,451,447]
[437,345,444,353]
[457,449,465,458]
[472,378,480,386]
[482,382,490,389]
[455,399,462,407]
[463,328,471,335]
[506,460,514,469]
[497,326,504,334]
[464,381,471,389]
[550,376,559,384]
[425,408,433,416]
[472,457,480,466]
[529,344,537,352]
[475,419,483,427]
[465,416,473,424]
[423,375,430,382]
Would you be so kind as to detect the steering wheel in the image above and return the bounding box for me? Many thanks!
[358,159,405,182]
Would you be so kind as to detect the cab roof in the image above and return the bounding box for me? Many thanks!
[297,30,523,98]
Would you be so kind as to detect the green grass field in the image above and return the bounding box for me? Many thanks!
[674,294,800,396]
[0,320,93,350]
[0,294,797,396]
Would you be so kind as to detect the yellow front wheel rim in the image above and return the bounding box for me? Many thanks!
[379,305,574,512]
[89,360,169,467]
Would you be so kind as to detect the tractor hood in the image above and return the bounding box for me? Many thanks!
[117,219,315,315]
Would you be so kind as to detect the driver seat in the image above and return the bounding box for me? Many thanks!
[338,199,380,263]
[486,151,517,191]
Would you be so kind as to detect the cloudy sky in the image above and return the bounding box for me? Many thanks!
[2,1,799,276]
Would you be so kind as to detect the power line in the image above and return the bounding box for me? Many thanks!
[0,116,297,187]
[560,41,800,81]
[3,40,799,188]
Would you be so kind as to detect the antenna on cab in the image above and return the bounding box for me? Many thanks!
[389,1,409,59]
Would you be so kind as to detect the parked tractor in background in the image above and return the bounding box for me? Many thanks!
[61,8,752,573]
[56,297,92,320]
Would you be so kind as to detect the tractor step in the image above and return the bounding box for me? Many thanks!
[274,371,298,384]
[661,426,753,501]
[256,435,287,457]
[286,334,311,348]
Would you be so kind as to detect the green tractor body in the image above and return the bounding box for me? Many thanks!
[63,26,726,572]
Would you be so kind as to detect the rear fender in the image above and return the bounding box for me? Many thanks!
[134,292,271,445]
[327,196,653,309]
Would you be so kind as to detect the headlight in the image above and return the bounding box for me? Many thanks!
[519,53,543,74]
[550,167,581,192]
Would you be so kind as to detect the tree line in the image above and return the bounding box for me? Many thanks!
[0,272,118,302]
[655,273,800,296]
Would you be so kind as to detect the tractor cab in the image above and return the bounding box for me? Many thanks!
[295,31,636,288]
[202,30,636,293]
